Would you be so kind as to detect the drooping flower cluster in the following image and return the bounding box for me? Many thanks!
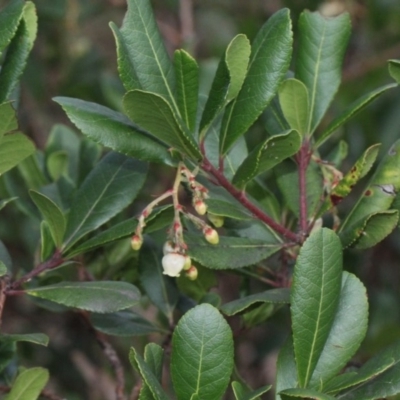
[131,163,221,280]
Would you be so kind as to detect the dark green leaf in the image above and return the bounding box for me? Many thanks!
[25,281,141,313]
[30,190,66,248]
[63,152,147,251]
[129,347,170,400]
[185,233,282,269]
[90,310,164,336]
[309,272,368,389]
[337,339,400,400]
[0,132,35,175]
[279,388,335,400]
[206,198,252,220]
[220,9,293,154]
[140,343,164,400]
[231,381,271,400]
[0,261,7,277]
[0,241,12,271]
[0,20,30,103]
[276,338,298,400]
[278,78,309,136]
[109,22,140,92]
[0,333,49,346]
[233,130,301,189]
[291,228,342,387]
[171,304,234,400]
[220,288,290,316]
[0,197,17,212]
[139,241,179,321]
[0,341,15,374]
[0,102,18,137]
[0,0,24,55]
[295,11,350,134]
[388,59,400,84]
[118,0,176,106]
[54,97,173,165]
[174,49,199,131]
[123,90,201,160]
[5,367,49,400]
[316,84,397,147]
[40,221,55,261]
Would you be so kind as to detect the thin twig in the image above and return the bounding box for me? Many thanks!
[80,312,126,400]
[8,251,64,291]
[201,157,299,243]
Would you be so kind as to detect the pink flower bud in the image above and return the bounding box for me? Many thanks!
[185,265,198,281]
[203,227,219,245]
[131,235,143,251]
[194,200,207,216]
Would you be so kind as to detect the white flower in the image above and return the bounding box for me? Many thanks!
[162,253,186,277]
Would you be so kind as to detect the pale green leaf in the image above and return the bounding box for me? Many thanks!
[5,367,49,400]
[0,333,48,346]
[388,59,400,84]
[279,388,335,400]
[0,0,24,55]
[278,78,309,136]
[231,381,271,400]
[0,102,18,137]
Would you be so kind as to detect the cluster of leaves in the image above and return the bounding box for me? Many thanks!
[2,0,400,399]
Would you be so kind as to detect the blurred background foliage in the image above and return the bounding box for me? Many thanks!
[1,0,400,398]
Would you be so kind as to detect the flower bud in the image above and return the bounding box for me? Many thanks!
[162,253,186,277]
[194,200,207,216]
[185,265,198,281]
[183,256,191,271]
[131,235,143,251]
[207,213,224,228]
[203,227,219,245]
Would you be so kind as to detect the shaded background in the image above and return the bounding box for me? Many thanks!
[1,0,400,398]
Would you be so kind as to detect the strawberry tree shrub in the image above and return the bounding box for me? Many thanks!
[1,0,400,399]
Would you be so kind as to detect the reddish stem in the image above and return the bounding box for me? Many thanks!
[296,140,312,237]
[201,157,299,243]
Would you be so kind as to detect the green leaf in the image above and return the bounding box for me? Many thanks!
[90,310,164,336]
[233,130,301,189]
[220,288,290,316]
[22,1,37,49]
[171,304,234,400]
[0,0,24,55]
[199,34,250,136]
[0,341,16,374]
[174,49,199,131]
[0,241,12,271]
[231,381,271,400]
[25,281,140,313]
[295,11,351,134]
[0,19,30,103]
[123,90,202,160]
[0,197,17,212]
[225,34,251,102]
[291,228,342,387]
[109,22,140,92]
[0,132,35,175]
[0,333,49,346]
[279,388,335,400]
[30,190,66,248]
[118,0,176,107]
[276,338,298,400]
[337,340,400,400]
[219,9,293,155]
[206,198,252,220]
[185,233,282,269]
[129,347,170,400]
[63,152,147,251]
[46,150,68,181]
[40,221,55,261]
[278,78,309,136]
[322,144,380,212]
[339,140,400,246]
[309,272,368,390]
[140,343,164,400]
[5,367,49,400]
[54,97,174,165]
[139,241,179,321]
[0,102,18,137]
[0,261,7,277]
[388,59,400,84]
[316,84,397,147]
